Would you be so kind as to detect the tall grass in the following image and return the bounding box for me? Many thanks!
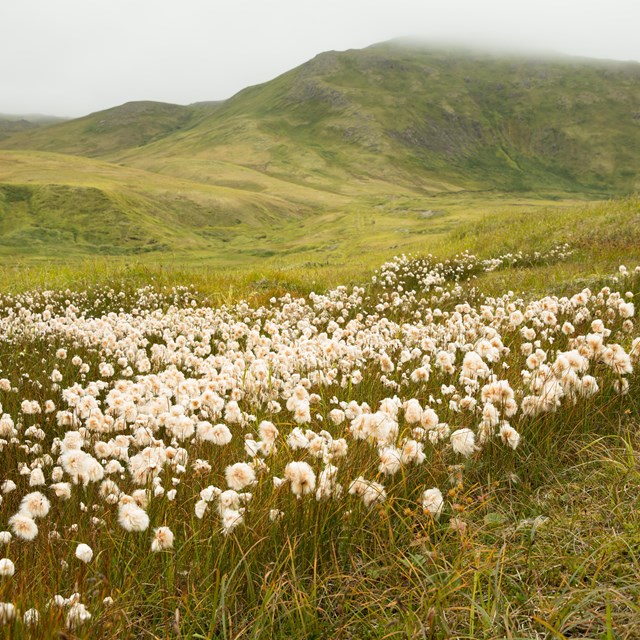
[0,246,637,638]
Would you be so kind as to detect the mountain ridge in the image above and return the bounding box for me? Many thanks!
[3,42,640,194]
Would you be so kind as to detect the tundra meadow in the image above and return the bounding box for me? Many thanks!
[0,220,638,638]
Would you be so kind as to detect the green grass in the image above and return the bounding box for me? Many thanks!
[0,150,332,256]
[1,196,637,302]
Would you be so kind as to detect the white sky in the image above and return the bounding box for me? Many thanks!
[2,0,639,117]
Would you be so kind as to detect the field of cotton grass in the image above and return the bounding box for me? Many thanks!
[0,244,639,639]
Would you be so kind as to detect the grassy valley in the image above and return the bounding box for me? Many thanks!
[0,41,638,271]
[0,150,343,257]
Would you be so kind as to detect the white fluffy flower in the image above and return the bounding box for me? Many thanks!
[404,399,423,424]
[258,420,279,444]
[224,463,256,491]
[0,559,14,577]
[19,491,50,519]
[117,501,149,532]
[221,509,244,535]
[75,543,93,563]
[499,423,521,450]
[194,499,208,519]
[378,446,402,475]
[0,602,15,623]
[151,526,174,552]
[29,468,45,487]
[284,461,316,497]
[9,514,38,541]
[450,428,478,457]
[198,422,232,445]
[348,477,386,508]
[66,602,91,629]
[1,480,16,495]
[50,482,72,500]
[421,488,444,518]
[23,608,39,626]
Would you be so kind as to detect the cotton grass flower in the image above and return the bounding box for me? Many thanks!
[23,608,39,626]
[0,559,14,577]
[19,491,50,519]
[348,477,387,508]
[224,463,256,491]
[258,420,279,444]
[284,461,316,497]
[75,543,93,563]
[50,482,72,500]
[221,509,244,535]
[197,422,232,445]
[9,513,38,541]
[421,488,444,518]
[1,480,16,494]
[450,428,479,457]
[151,527,174,552]
[29,468,45,487]
[378,446,402,475]
[499,423,521,449]
[0,249,637,625]
[117,501,149,532]
[0,603,15,623]
[194,499,208,519]
[66,602,91,629]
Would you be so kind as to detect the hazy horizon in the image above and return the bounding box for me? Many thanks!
[2,0,639,118]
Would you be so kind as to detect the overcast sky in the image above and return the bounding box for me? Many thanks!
[2,0,639,117]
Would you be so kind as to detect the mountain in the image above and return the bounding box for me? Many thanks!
[0,101,218,157]
[1,41,639,258]
[5,42,640,194]
[119,42,640,194]
[0,113,67,142]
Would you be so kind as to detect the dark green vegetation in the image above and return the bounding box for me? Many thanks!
[0,41,638,260]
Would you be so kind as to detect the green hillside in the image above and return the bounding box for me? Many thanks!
[0,41,639,260]
[0,113,67,142]
[1,101,218,157]
[128,42,639,194]
[0,119,39,142]
[5,43,640,195]
[0,151,335,256]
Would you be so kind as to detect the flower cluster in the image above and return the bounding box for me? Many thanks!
[0,251,637,629]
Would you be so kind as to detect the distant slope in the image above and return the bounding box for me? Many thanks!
[111,43,640,194]
[0,151,338,256]
[0,113,67,142]
[0,118,39,142]
[1,41,639,260]
[0,101,218,157]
